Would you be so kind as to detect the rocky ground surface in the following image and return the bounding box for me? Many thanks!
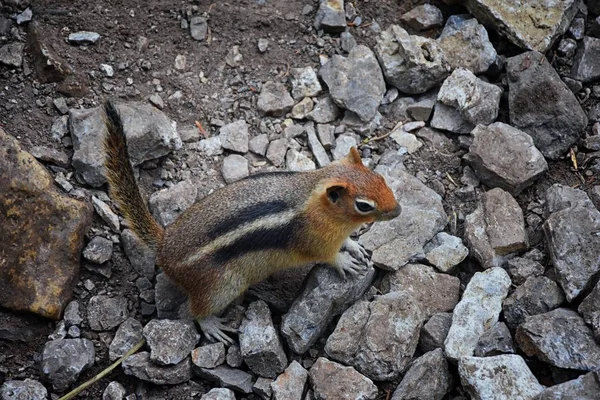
[1,0,600,399]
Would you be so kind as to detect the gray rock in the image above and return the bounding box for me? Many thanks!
[249,134,269,156]
[558,37,578,58]
[306,96,341,123]
[221,154,249,184]
[224,46,242,68]
[289,67,322,100]
[305,122,330,167]
[109,318,143,361]
[257,38,269,53]
[505,257,545,286]
[271,361,308,400]
[68,31,101,45]
[51,116,69,141]
[309,358,378,400]
[438,15,497,74]
[572,36,600,82]
[459,355,544,399]
[331,134,357,161]
[226,345,242,368]
[195,366,253,394]
[545,183,593,216]
[281,264,375,354]
[316,123,335,150]
[389,128,423,154]
[266,138,288,167]
[544,203,600,301]
[534,372,600,399]
[424,232,468,273]
[320,45,385,122]
[143,319,200,366]
[191,342,226,369]
[30,146,69,167]
[0,42,24,68]
[340,31,357,53]
[91,197,120,232]
[430,102,475,134]
[437,69,502,126]
[257,82,294,117]
[121,229,156,280]
[464,122,548,196]
[122,351,192,385]
[444,267,511,361]
[83,236,113,264]
[253,377,272,399]
[201,388,236,400]
[149,94,164,110]
[507,51,587,160]
[406,97,435,121]
[325,292,425,380]
[286,149,316,172]
[239,300,287,378]
[40,339,95,391]
[87,295,128,331]
[16,8,32,25]
[419,312,452,353]
[313,0,346,33]
[400,4,444,31]
[198,136,223,156]
[0,379,48,400]
[190,17,208,41]
[380,263,460,318]
[474,322,514,357]
[375,25,449,95]
[102,381,126,400]
[516,308,600,371]
[219,120,249,153]
[391,348,453,400]
[290,97,314,119]
[63,301,83,327]
[465,0,580,52]
[53,98,69,115]
[579,281,600,341]
[360,162,447,271]
[464,188,528,269]
[149,180,197,227]
[503,276,565,330]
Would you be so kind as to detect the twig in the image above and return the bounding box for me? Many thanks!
[446,172,458,187]
[195,120,207,137]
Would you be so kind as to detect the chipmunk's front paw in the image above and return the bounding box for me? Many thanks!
[332,251,368,279]
[341,238,369,264]
[197,315,237,345]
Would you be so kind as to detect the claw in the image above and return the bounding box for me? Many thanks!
[197,315,237,345]
[332,251,367,280]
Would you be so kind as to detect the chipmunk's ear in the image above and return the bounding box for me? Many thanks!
[325,184,347,204]
[342,147,363,166]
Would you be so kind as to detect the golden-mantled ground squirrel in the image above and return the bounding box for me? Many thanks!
[103,100,401,343]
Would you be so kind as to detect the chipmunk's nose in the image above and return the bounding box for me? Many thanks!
[381,204,401,220]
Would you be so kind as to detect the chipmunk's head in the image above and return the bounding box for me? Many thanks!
[320,147,401,225]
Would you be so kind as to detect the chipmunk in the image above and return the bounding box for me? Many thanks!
[103,100,401,344]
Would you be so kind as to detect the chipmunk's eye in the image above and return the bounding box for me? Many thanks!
[355,199,375,213]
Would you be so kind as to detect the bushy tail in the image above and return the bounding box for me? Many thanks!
[103,100,164,249]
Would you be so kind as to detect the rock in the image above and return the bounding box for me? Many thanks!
[226,345,243,368]
[143,319,199,366]
[572,36,600,82]
[507,51,587,160]
[579,281,600,341]
[438,15,497,74]
[257,82,294,117]
[503,276,564,330]
[99,63,114,77]
[444,267,511,361]
[465,0,580,52]
[155,272,187,319]
[40,339,95,391]
[91,197,120,232]
[534,372,600,399]
[174,54,186,70]
[464,188,528,269]
[121,229,156,280]
[87,295,128,331]
[271,361,308,400]
[505,257,544,286]
[68,31,101,45]
[225,45,242,67]
[359,161,447,271]
[201,388,236,400]
[474,322,514,357]
[437,68,502,126]
[190,17,208,41]
[0,42,24,67]
[82,236,113,264]
[149,94,164,110]
[148,180,197,227]
[221,154,249,184]
[558,37,578,58]
[375,25,449,95]
[464,122,548,196]
[16,8,32,25]
[313,0,346,33]
[390,128,423,154]
[400,4,444,31]
[391,349,453,400]
[516,308,600,371]
[325,291,425,380]
[340,31,357,53]
[320,45,385,122]
[122,352,192,385]
[544,202,600,301]
[285,150,316,172]
[257,38,269,53]
[199,136,223,156]
[102,381,126,400]
[306,96,341,123]
[27,21,74,83]
[458,355,544,399]
[331,134,357,161]
[253,377,272,399]
[191,343,226,369]
[109,318,143,361]
[306,122,330,167]
[281,265,375,354]
[419,312,452,353]
[424,232,468,273]
[430,102,475,134]
[266,138,288,167]
[291,97,314,119]
[316,124,335,150]
[289,67,322,100]
[310,358,377,400]
[0,379,48,400]
[0,129,91,320]
[219,120,249,153]
[239,301,287,378]
[63,301,83,327]
[380,263,460,317]
[194,366,253,394]
[545,183,593,216]
[249,134,269,156]
[407,97,435,121]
